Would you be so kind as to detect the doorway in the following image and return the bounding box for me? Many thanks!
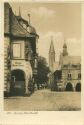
[10,69,26,96]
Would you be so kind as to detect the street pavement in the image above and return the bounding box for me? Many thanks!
[4,89,81,111]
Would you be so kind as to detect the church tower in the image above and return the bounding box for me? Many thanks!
[63,42,68,56]
[49,37,55,72]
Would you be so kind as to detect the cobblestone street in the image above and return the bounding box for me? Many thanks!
[4,89,81,111]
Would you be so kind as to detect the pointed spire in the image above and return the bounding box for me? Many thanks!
[49,36,55,52]
[49,36,55,72]
[63,39,67,48]
[28,13,30,25]
[19,6,21,17]
[63,39,68,56]
[51,35,53,42]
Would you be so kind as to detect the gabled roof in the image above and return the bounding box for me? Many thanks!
[4,3,38,38]
[11,11,31,37]
[16,16,28,27]
[28,25,36,34]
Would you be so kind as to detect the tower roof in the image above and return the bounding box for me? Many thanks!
[63,43,67,48]
[63,42,68,56]
[49,38,55,53]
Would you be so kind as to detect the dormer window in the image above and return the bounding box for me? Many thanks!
[23,23,27,29]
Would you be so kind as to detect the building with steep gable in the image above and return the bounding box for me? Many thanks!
[4,3,39,95]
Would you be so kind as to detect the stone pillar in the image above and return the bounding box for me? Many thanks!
[25,76,29,95]
[73,86,76,91]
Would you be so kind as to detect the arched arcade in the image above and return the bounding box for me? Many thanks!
[76,82,81,92]
[65,82,73,91]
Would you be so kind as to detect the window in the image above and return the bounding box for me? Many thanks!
[67,73,72,80]
[63,65,68,68]
[12,43,21,58]
[78,73,81,79]
[72,64,77,68]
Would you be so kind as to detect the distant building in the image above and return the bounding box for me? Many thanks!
[49,38,55,72]
[49,39,81,91]
[4,3,39,95]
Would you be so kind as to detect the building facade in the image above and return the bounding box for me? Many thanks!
[49,40,81,91]
[4,3,39,95]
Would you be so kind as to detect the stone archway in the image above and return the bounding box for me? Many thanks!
[65,82,73,91]
[76,83,81,92]
[10,69,26,96]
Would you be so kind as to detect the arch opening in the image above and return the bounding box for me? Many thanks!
[65,82,73,91]
[76,83,81,92]
[10,69,26,96]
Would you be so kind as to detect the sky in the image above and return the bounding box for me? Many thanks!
[10,2,81,64]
